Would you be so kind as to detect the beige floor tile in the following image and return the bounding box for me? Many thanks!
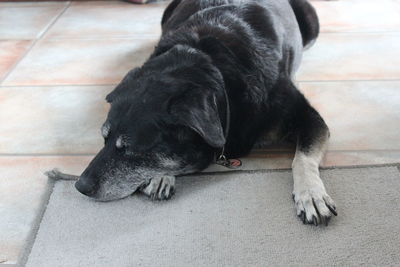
[2,38,156,86]
[0,41,32,82]
[297,33,400,81]
[45,1,167,39]
[1,81,392,157]
[312,0,400,33]
[0,86,111,154]
[0,156,92,265]
[0,6,66,39]
[299,81,400,151]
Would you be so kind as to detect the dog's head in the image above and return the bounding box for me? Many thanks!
[75,46,227,201]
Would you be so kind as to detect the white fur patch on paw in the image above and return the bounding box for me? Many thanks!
[140,176,175,200]
[293,185,337,226]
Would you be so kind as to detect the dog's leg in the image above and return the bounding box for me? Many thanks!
[291,97,337,226]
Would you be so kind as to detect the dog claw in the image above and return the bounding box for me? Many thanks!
[312,215,318,226]
[324,216,331,226]
[299,212,306,224]
[326,204,337,216]
[161,187,167,199]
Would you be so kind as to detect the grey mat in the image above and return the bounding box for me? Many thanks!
[26,167,400,267]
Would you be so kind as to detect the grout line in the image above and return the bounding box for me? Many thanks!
[2,80,400,88]
[0,84,117,88]
[195,162,400,177]
[0,154,96,157]
[36,2,71,40]
[0,149,399,158]
[0,2,72,86]
[325,149,400,153]
[0,1,71,8]
[320,31,400,35]
[251,149,400,153]
[0,39,36,85]
[5,32,400,42]
[44,2,72,31]
[1,80,400,88]
[66,1,168,7]
[298,79,400,83]
[43,36,161,41]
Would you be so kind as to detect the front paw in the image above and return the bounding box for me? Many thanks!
[292,187,337,226]
[140,176,175,200]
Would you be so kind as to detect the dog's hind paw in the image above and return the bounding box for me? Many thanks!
[140,176,175,201]
[292,187,337,226]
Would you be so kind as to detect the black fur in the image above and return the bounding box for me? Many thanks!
[289,0,320,47]
[76,0,327,201]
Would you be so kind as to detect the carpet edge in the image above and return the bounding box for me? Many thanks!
[17,178,56,267]
[197,162,400,177]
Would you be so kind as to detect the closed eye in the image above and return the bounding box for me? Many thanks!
[116,135,129,149]
[104,136,109,145]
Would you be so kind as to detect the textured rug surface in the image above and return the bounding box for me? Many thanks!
[26,167,400,266]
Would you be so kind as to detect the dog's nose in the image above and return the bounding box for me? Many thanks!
[75,178,97,197]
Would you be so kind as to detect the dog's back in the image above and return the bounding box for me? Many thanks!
[161,0,318,49]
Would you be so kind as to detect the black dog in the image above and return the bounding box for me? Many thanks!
[54,0,337,226]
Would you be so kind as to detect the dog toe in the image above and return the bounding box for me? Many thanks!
[140,176,175,201]
[157,177,175,200]
[293,189,337,226]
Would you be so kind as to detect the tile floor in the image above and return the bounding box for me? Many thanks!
[0,0,399,265]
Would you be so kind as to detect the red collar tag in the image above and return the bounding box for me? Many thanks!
[216,155,242,169]
[228,159,242,168]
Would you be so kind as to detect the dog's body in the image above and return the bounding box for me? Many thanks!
[158,0,304,158]
[68,0,337,226]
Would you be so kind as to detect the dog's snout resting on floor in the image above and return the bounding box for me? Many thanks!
[48,0,337,226]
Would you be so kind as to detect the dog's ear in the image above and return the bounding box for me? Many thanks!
[105,87,119,103]
[106,68,140,103]
[169,89,225,148]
